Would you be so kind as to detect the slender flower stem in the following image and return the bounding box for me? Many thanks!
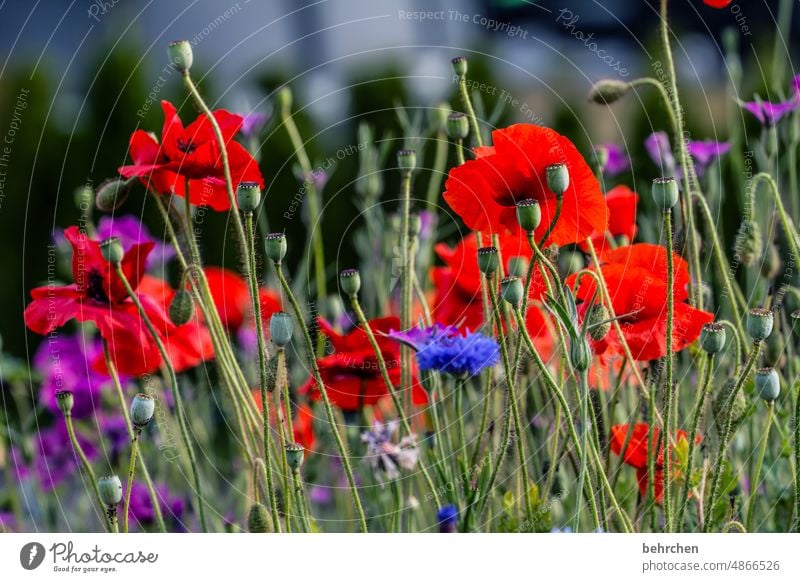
[426,130,448,209]
[455,72,483,148]
[663,208,675,532]
[537,197,563,248]
[107,508,119,533]
[114,264,208,532]
[455,379,468,467]
[575,369,591,531]
[399,165,414,415]
[122,429,141,533]
[746,401,774,531]
[272,261,368,532]
[64,413,110,532]
[793,373,800,532]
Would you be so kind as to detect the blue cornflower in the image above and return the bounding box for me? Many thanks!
[436,505,459,533]
[388,324,499,377]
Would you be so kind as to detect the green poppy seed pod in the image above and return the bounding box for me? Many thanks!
[169,290,195,326]
[397,149,417,172]
[339,268,361,296]
[446,112,469,140]
[700,322,726,354]
[746,307,774,342]
[167,40,193,73]
[130,393,155,427]
[587,304,611,341]
[760,243,781,279]
[652,177,679,210]
[265,232,287,263]
[588,79,631,104]
[56,391,74,415]
[285,442,305,471]
[506,256,528,278]
[270,312,294,347]
[98,475,123,506]
[99,237,124,265]
[451,56,468,77]
[500,276,524,307]
[409,213,422,237]
[429,102,450,132]
[477,247,499,277]
[236,182,262,213]
[569,335,592,372]
[247,503,274,533]
[735,219,762,267]
[275,86,293,116]
[95,179,130,212]
[545,163,569,197]
[754,367,780,402]
[558,250,584,276]
[516,199,542,232]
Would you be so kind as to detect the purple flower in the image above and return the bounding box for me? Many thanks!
[740,75,800,125]
[101,415,131,464]
[240,111,268,137]
[0,511,17,532]
[309,485,333,505]
[687,140,731,176]
[645,132,730,178]
[644,131,677,175]
[127,481,185,529]
[96,215,174,270]
[596,143,630,176]
[436,505,458,533]
[34,420,98,490]
[389,324,499,377]
[361,421,419,483]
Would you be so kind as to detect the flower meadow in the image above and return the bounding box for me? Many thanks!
[5,0,800,536]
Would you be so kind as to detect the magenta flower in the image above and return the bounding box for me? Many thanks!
[239,111,269,137]
[596,143,630,176]
[644,132,677,175]
[96,215,175,270]
[687,140,731,176]
[127,481,186,529]
[740,75,800,125]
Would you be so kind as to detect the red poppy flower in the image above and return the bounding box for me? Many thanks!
[118,101,264,211]
[579,185,638,255]
[299,317,428,411]
[610,422,700,503]
[703,0,732,7]
[24,227,208,376]
[431,231,550,339]
[567,243,713,361]
[204,267,281,333]
[443,124,608,245]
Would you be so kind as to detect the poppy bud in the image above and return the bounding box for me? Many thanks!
[516,199,542,232]
[754,367,780,402]
[760,243,781,279]
[546,163,569,196]
[500,276,524,307]
[275,86,293,116]
[397,149,417,172]
[285,442,305,471]
[167,40,193,73]
[746,307,774,342]
[700,322,726,354]
[95,179,130,212]
[446,112,469,140]
[265,232,287,263]
[784,287,800,314]
[587,304,611,341]
[477,247,499,277]
[339,268,361,296]
[451,56,468,77]
[558,250,584,276]
[169,290,194,326]
[652,177,679,210]
[506,256,528,278]
[735,219,762,267]
[569,335,592,372]
[588,79,631,104]
[247,503,274,533]
[98,475,123,506]
[236,182,262,213]
[270,312,294,347]
[56,390,74,415]
[429,102,450,132]
[131,393,155,428]
[99,237,124,265]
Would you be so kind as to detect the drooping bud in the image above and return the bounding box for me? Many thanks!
[451,56,468,77]
[270,312,294,347]
[446,112,469,140]
[236,182,262,213]
[265,233,287,263]
[500,276,524,307]
[285,442,305,471]
[397,149,417,172]
[247,503,274,533]
[652,177,679,210]
[734,219,762,267]
[746,307,774,342]
[98,475,123,506]
[275,86,293,116]
[169,290,195,326]
[99,237,124,265]
[56,391,74,415]
[131,393,155,428]
[588,79,631,104]
[545,163,569,196]
[700,322,726,354]
[569,335,592,372]
[339,268,361,296]
[477,247,499,277]
[95,179,130,212]
[586,304,611,341]
[167,40,193,73]
[760,243,781,279]
[516,199,542,232]
[754,367,780,402]
[558,250,584,276]
[506,256,528,278]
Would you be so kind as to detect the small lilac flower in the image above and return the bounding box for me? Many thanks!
[128,481,185,528]
[390,324,499,377]
[240,111,269,137]
[738,74,800,125]
[687,140,731,176]
[644,131,677,175]
[101,415,131,464]
[436,505,458,533]
[96,215,174,270]
[0,511,16,532]
[309,485,333,505]
[361,420,419,483]
[597,143,630,176]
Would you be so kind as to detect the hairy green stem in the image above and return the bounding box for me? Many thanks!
[746,401,774,531]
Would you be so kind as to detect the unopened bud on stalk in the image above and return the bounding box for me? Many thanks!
[167,40,193,73]
[397,149,417,172]
[546,163,569,197]
[339,268,361,296]
[558,250,584,275]
[735,219,762,267]
[586,304,611,341]
[591,147,609,174]
[700,322,726,354]
[56,391,74,415]
[746,307,774,342]
[270,312,294,347]
[95,179,130,212]
[247,503,274,533]
[169,290,195,325]
[588,79,631,104]
[99,237,124,265]
[500,276,524,307]
[429,102,450,132]
[477,247,499,277]
[446,112,469,140]
[754,367,780,402]
[131,393,155,428]
[760,243,781,279]
[506,256,528,278]
[285,442,305,471]
[516,199,542,232]
[275,86,292,116]
[652,177,679,210]
[236,182,262,212]
[265,233,287,263]
[569,335,592,372]
[98,475,123,506]
[451,56,468,77]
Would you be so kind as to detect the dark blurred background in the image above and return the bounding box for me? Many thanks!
[1,0,797,360]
